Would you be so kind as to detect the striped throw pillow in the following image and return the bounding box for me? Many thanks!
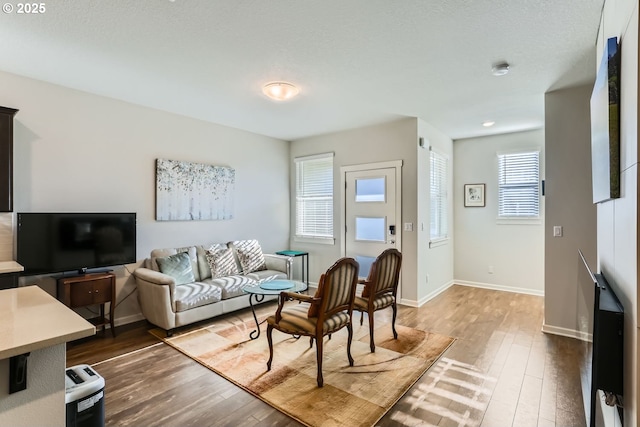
[232,240,267,274]
[205,248,239,278]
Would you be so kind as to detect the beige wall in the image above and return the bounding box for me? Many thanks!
[0,70,290,325]
[594,0,639,424]
[290,118,454,306]
[0,344,66,426]
[453,129,545,294]
[543,84,597,338]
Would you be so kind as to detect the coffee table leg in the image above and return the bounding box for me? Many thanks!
[248,293,265,340]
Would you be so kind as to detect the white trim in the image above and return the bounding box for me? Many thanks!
[293,236,335,245]
[541,323,591,342]
[113,312,146,327]
[341,160,403,173]
[455,280,544,297]
[496,148,541,156]
[496,217,542,225]
[399,280,455,307]
[429,237,449,248]
[294,152,334,162]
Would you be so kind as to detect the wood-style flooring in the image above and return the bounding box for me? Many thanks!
[66,285,587,427]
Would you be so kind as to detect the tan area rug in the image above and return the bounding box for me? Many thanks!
[151,317,454,427]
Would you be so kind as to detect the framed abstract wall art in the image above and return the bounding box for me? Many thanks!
[156,158,235,221]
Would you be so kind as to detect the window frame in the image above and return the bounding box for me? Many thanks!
[496,149,541,222]
[429,147,449,246]
[294,152,335,244]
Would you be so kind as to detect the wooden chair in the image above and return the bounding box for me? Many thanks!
[353,248,402,353]
[266,257,359,387]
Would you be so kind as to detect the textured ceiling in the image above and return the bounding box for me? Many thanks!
[0,0,604,141]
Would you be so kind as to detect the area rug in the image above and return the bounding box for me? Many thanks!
[151,318,454,427]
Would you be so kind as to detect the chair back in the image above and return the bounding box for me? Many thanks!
[318,257,359,316]
[369,249,402,296]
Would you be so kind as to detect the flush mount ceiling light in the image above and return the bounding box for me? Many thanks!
[482,121,496,127]
[262,82,300,101]
[491,62,510,76]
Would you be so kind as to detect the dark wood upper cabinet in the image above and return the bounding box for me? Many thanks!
[0,106,18,212]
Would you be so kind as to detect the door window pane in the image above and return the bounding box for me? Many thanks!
[355,177,385,202]
[356,255,376,278]
[355,217,386,242]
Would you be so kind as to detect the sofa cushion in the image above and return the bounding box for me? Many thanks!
[205,247,240,278]
[156,252,196,286]
[174,282,223,312]
[150,246,200,282]
[207,275,256,299]
[246,269,288,282]
[231,240,267,274]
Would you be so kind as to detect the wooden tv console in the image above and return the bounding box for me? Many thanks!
[57,272,116,337]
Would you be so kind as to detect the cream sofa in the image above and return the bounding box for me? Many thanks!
[134,240,291,335]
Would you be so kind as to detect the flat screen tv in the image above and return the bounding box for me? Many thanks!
[17,212,137,275]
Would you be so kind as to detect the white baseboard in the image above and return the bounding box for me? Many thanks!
[399,280,455,308]
[454,280,544,297]
[541,323,591,342]
[113,313,146,328]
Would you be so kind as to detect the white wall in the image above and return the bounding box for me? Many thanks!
[0,344,66,426]
[595,0,639,425]
[454,129,545,295]
[543,84,597,339]
[290,118,454,306]
[417,119,455,304]
[0,70,290,324]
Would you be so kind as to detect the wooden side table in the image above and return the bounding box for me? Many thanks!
[57,272,116,337]
[275,250,309,285]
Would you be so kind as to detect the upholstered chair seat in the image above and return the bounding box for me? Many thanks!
[266,257,359,387]
[353,248,402,353]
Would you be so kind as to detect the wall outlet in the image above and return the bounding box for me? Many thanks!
[488,265,494,274]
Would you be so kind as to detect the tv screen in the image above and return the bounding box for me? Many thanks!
[17,212,137,275]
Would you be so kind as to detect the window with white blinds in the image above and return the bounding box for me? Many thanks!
[295,153,334,241]
[497,150,540,218]
[430,149,448,241]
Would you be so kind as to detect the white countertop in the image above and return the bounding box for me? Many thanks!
[0,261,23,274]
[0,285,95,359]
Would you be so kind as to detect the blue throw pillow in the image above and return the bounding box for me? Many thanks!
[156,251,195,286]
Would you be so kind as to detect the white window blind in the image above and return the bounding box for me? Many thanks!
[295,153,334,240]
[498,151,540,217]
[430,149,448,240]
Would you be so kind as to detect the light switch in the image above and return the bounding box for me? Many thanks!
[553,226,563,237]
[404,223,413,232]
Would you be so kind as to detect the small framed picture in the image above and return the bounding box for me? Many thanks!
[464,184,485,207]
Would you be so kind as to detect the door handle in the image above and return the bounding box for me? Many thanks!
[389,225,396,235]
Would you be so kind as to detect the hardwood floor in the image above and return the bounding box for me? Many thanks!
[66,285,587,427]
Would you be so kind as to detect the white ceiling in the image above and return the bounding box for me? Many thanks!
[0,0,604,141]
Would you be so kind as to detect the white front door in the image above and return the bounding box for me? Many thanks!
[344,165,400,279]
